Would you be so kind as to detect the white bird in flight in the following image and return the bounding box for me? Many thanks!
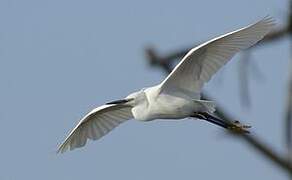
[58,16,275,153]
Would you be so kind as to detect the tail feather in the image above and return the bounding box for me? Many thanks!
[195,100,216,113]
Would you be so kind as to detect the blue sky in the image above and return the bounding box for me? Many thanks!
[0,0,290,179]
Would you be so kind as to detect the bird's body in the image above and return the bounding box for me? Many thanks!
[58,16,275,153]
[127,85,211,121]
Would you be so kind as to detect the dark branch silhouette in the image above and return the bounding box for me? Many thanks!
[285,0,292,172]
[145,11,292,175]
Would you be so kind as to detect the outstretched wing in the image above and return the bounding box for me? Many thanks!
[58,104,133,153]
[159,16,275,97]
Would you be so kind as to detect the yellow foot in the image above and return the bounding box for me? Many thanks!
[227,120,251,134]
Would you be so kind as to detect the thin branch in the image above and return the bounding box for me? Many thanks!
[285,0,292,171]
[214,102,292,174]
[238,52,251,108]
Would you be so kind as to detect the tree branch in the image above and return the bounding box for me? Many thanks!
[144,20,292,173]
[285,0,292,174]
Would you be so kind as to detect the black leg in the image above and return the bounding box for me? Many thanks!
[191,112,250,133]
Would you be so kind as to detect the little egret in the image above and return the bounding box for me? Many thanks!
[58,16,275,153]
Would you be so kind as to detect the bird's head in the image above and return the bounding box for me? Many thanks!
[126,89,147,106]
[106,90,147,107]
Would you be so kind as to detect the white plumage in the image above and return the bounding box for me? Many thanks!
[58,16,275,153]
[58,104,133,153]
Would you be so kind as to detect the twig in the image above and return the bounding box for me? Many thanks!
[285,0,292,174]
[213,102,292,174]
[238,52,251,108]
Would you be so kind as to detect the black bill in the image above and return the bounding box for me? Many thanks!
[106,99,131,105]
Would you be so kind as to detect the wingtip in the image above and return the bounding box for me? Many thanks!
[261,15,277,27]
[56,143,68,154]
[56,146,63,154]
